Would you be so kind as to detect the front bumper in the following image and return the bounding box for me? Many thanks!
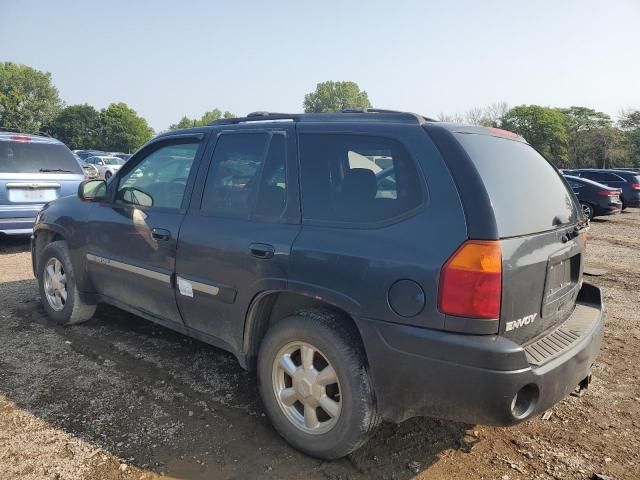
[356,282,604,425]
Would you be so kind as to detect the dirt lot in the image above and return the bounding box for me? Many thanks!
[1,211,639,480]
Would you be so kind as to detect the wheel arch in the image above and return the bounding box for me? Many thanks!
[32,225,67,278]
[242,289,364,370]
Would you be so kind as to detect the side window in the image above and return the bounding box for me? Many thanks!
[298,134,423,224]
[568,181,582,189]
[116,142,199,209]
[201,133,287,219]
[591,172,620,182]
[254,134,287,218]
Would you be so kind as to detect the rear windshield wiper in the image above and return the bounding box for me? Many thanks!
[39,168,75,173]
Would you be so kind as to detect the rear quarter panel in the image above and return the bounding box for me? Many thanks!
[290,123,468,329]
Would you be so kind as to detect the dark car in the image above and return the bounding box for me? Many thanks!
[563,175,622,220]
[1,130,84,235]
[30,110,604,459]
[570,169,640,209]
[73,150,105,161]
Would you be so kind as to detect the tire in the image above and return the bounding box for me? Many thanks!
[580,202,594,221]
[38,240,96,326]
[104,170,112,180]
[257,310,379,459]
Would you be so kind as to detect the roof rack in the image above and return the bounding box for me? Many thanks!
[210,111,301,125]
[0,127,52,137]
[208,108,436,126]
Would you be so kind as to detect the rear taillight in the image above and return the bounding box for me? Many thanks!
[438,240,502,319]
[10,135,31,142]
[631,183,640,190]
[598,190,619,197]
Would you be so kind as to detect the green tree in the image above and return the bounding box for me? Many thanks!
[0,62,62,131]
[169,108,235,130]
[46,104,101,149]
[98,102,154,152]
[618,109,640,167]
[502,105,569,166]
[303,81,371,113]
[557,106,613,168]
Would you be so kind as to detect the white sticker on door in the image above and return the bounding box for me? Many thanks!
[177,277,194,297]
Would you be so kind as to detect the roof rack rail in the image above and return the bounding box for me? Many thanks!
[341,108,437,123]
[207,108,437,126]
[209,112,301,125]
[0,127,52,137]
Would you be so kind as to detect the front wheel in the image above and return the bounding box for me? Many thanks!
[38,240,96,325]
[257,310,379,459]
[580,202,594,220]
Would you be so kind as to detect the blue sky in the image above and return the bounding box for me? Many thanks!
[1,0,638,131]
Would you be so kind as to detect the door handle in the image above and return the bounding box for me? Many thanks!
[249,243,275,259]
[151,228,171,241]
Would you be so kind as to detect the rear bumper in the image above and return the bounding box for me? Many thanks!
[0,217,36,235]
[594,204,621,216]
[357,282,604,425]
[622,192,640,208]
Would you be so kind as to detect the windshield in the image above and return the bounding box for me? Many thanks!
[0,141,83,174]
[104,157,125,166]
[454,133,578,237]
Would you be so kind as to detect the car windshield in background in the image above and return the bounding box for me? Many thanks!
[454,133,578,238]
[0,141,83,174]
[103,157,125,165]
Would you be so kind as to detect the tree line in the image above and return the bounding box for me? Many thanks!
[1,63,638,168]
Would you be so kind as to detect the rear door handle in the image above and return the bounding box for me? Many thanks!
[151,228,171,241]
[249,243,275,259]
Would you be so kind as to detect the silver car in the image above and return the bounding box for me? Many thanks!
[84,155,125,180]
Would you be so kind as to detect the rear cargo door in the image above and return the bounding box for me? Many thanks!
[454,132,584,344]
[0,137,84,222]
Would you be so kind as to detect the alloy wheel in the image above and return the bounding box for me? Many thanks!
[43,257,67,311]
[272,341,342,435]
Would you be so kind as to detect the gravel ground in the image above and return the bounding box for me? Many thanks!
[0,210,639,480]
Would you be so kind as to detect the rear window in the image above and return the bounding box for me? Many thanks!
[0,141,82,174]
[454,133,578,237]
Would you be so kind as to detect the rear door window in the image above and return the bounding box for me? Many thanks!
[298,134,423,225]
[200,133,288,220]
[590,172,624,182]
[454,133,578,237]
[0,141,82,174]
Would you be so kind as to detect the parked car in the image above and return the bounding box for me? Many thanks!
[84,155,126,180]
[31,110,603,459]
[73,150,104,162]
[107,152,133,162]
[570,169,640,209]
[0,130,84,235]
[563,175,622,220]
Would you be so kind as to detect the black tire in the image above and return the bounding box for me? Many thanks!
[580,202,595,221]
[38,240,96,325]
[257,309,379,459]
[104,170,112,180]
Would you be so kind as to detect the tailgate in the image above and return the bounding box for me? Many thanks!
[501,228,584,344]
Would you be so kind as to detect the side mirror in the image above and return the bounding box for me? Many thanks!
[78,179,107,202]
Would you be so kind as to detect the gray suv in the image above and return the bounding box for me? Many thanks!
[31,110,604,459]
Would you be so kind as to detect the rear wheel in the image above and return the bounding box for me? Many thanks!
[257,310,378,459]
[104,170,112,180]
[38,241,96,325]
[580,202,594,220]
